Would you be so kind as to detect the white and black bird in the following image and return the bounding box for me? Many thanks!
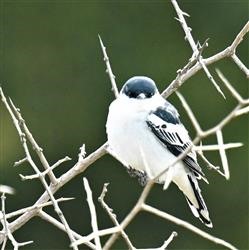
[106,76,212,227]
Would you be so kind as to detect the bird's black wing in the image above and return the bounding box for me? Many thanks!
[146,102,206,179]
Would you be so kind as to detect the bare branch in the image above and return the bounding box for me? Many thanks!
[13,158,28,167]
[229,21,249,52]
[98,183,135,250]
[171,0,225,98]
[231,54,249,78]
[142,204,237,250]
[8,98,57,184]
[19,156,71,181]
[162,21,249,98]
[78,144,86,162]
[2,197,74,220]
[216,130,230,180]
[103,181,155,250]
[197,150,225,177]
[0,88,79,249]
[160,231,178,249]
[98,35,119,98]
[176,91,203,136]
[235,106,249,116]
[72,226,121,248]
[194,143,243,151]
[1,191,33,249]
[38,211,96,250]
[83,178,102,250]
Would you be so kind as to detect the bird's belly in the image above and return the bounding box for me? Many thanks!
[107,113,177,180]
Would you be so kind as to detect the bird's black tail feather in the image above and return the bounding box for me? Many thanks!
[185,174,213,228]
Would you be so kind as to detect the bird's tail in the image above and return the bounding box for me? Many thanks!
[184,174,213,228]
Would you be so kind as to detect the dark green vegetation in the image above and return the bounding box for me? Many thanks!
[0,1,248,249]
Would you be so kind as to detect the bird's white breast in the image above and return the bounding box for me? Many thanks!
[106,96,181,182]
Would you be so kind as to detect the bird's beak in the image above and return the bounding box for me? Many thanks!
[137,93,146,99]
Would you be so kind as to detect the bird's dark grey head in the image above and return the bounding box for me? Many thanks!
[121,76,158,99]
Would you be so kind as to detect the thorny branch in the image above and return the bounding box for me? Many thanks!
[161,20,249,98]
[0,0,248,249]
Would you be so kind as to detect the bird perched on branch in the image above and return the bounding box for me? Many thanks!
[106,76,212,227]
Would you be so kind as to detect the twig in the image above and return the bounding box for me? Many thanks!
[78,144,86,162]
[19,156,71,181]
[235,106,249,116]
[193,143,243,151]
[38,210,96,250]
[13,158,28,167]
[8,98,57,185]
[159,231,178,249]
[103,181,154,250]
[176,91,203,135]
[2,197,74,220]
[229,21,249,52]
[99,183,177,250]
[0,88,78,249]
[231,54,249,78]
[98,35,119,98]
[162,21,249,98]
[83,178,102,250]
[1,190,33,249]
[142,204,237,250]
[197,150,224,176]
[72,226,122,248]
[171,0,225,99]
[216,130,230,180]
[216,69,247,104]
[98,183,135,250]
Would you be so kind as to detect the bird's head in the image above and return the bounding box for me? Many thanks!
[121,76,159,100]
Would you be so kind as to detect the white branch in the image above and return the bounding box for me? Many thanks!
[1,192,33,250]
[83,178,102,250]
[171,0,225,98]
[176,91,203,135]
[0,88,78,249]
[2,197,74,220]
[8,98,57,184]
[235,105,249,116]
[98,35,119,98]
[38,210,96,250]
[230,21,249,52]
[142,204,237,250]
[194,143,243,151]
[162,21,249,98]
[158,231,178,250]
[216,69,245,103]
[98,183,135,250]
[72,226,121,248]
[231,54,249,78]
[216,130,230,180]
[19,156,71,181]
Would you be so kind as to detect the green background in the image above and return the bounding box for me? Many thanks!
[0,0,248,249]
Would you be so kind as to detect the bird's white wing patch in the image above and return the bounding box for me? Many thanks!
[147,113,193,149]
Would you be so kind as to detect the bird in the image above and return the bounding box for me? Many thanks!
[106,76,212,228]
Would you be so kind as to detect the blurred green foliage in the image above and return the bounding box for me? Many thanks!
[0,1,248,249]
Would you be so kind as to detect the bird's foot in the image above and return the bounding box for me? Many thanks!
[127,166,148,186]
